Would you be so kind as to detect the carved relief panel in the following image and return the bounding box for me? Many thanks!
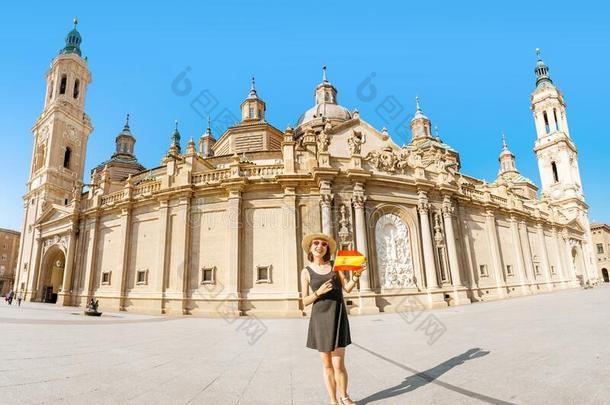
[375,213,414,288]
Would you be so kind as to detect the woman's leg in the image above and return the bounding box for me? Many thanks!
[320,351,338,403]
[331,347,353,402]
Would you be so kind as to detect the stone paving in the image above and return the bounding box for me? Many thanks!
[1,285,609,404]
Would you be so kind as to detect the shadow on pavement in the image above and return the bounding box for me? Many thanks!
[358,348,490,404]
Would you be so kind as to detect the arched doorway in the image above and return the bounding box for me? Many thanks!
[39,247,66,303]
[602,268,609,283]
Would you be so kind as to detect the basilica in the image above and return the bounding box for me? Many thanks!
[12,21,600,316]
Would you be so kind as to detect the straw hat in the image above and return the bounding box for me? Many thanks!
[302,233,337,256]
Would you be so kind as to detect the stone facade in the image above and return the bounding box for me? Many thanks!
[13,23,600,315]
[591,223,610,282]
[0,228,20,295]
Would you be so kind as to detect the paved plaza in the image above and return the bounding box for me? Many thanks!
[1,286,609,405]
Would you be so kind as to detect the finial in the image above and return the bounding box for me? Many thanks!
[415,96,422,112]
[174,120,179,131]
[124,113,130,130]
[434,126,439,137]
[322,65,328,82]
[536,48,541,60]
[250,75,256,92]
[73,17,78,28]
[207,115,211,129]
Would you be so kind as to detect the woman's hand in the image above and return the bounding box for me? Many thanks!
[316,279,333,296]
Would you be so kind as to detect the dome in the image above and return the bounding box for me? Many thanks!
[60,18,82,56]
[296,103,352,127]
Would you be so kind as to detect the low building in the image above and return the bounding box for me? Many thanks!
[0,228,20,295]
[591,223,610,282]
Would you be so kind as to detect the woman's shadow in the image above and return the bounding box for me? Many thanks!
[357,347,490,404]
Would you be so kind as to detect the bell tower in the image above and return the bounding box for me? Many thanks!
[15,19,93,296]
[531,49,582,207]
[530,48,597,282]
[29,18,93,202]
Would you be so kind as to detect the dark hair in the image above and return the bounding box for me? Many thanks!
[307,248,331,263]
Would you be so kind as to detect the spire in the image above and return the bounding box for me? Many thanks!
[241,76,266,121]
[322,65,328,83]
[60,17,83,56]
[534,48,553,87]
[498,133,517,175]
[171,120,181,151]
[246,75,259,100]
[114,114,136,159]
[123,113,131,132]
[411,96,429,122]
[205,115,213,136]
[502,133,508,151]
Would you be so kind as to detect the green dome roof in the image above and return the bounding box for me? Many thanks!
[60,18,82,56]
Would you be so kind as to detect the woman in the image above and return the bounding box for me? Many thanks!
[301,233,362,405]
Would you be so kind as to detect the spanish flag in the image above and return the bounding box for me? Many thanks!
[333,250,366,272]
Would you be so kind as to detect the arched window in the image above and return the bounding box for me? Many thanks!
[249,107,254,118]
[63,147,72,169]
[553,109,559,131]
[551,161,559,183]
[59,75,67,95]
[543,111,550,133]
[73,79,80,99]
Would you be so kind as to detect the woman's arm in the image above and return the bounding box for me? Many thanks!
[337,270,361,294]
[301,268,320,307]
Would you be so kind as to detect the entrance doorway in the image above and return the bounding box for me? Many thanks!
[39,247,65,303]
[603,268,609,283]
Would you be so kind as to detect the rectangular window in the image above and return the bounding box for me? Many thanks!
[597,243,604,254]
[101,271,111,285]
[506,265,513,276]
[479,264,488,277]
[535,265,541,276]
[136,270,148,285]
[551,266,556,275]
[256,265,272,283]
[200,266,215,285]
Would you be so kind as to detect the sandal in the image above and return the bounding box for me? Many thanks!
[340,396,356,405]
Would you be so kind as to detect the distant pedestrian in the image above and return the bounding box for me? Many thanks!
[8,290,14,305]
[17,291,23,307]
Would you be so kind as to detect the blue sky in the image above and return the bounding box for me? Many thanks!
[0,1,608,230]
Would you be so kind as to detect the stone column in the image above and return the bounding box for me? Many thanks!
[156,199,169,313]
[226,185,243,316]
[561,230,576,282]
[518,220,535,292]
[536,223,553,291]
[352,193,370,291]
[509,215,529,294]
[417,191,439,290]
[484,209,506,297]
[551,227,567,286]
[81,214,100,303]
[117,206,132,311]
[352,182,378,314]
[319,180,333,236]
[441,196,462,287]
[57,225,78,306]
[282,185,301,316]
[29,231,44,302]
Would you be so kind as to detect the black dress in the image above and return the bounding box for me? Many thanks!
[306,265,352,352]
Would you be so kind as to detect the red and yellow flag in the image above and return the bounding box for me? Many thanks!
[334,250,366,272]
